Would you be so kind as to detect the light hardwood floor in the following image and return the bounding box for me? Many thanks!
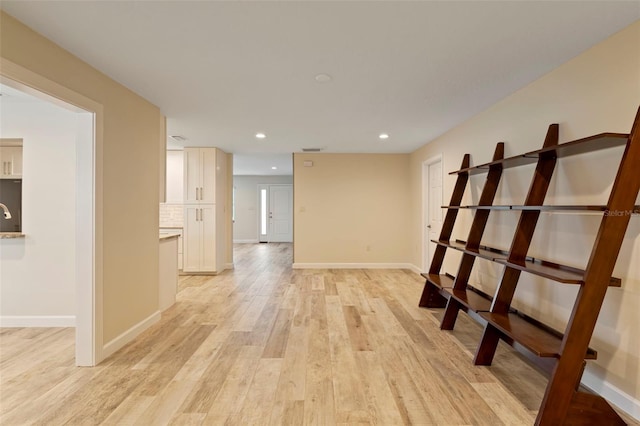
[1,243,636,425]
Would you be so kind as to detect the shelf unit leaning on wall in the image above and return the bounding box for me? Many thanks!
[419,106,640,425]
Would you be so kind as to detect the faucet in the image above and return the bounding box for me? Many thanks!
[0,203,11,219]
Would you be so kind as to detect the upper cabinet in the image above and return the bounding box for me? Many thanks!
[0,143,23,179]
[184,147,217,204]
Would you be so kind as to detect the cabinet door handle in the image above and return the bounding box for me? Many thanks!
[200,187,203,200]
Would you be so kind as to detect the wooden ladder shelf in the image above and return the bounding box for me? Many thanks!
[419,106,640,425]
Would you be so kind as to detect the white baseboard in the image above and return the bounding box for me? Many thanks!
[407,264,423,274]
[234,239,259,244]
[225,263,235,270]
[292,262,420,270]
[102,310,161,360]
[581,368,640,421]
[0,315,76,327]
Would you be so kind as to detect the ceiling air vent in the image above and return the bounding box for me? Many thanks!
[302,148,322,152]
[169,135,187,142]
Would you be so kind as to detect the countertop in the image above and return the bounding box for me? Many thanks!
[0,232,25,239]
[159,233,180,241]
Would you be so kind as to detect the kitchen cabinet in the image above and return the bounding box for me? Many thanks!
[184,147,216,204]
[182,147,227,274]
[183,205,216,272]
[0,146,22,178]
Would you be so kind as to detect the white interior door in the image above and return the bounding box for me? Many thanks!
[269,185,293,242]
[423,158,443,271]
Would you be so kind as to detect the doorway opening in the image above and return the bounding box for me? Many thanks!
[0,68,100,366]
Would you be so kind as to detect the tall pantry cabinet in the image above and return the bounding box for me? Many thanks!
[182,147,227,273]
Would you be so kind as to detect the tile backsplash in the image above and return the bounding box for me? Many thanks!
[160,203,184,228]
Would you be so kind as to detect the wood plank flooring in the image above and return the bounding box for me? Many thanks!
[0,243,636,425]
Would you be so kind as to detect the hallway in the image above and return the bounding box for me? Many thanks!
[1,243,634,424]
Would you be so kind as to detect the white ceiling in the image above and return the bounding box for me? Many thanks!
[2,2,639,165]
[234,153,293,176]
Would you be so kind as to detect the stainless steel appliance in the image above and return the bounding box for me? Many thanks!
[0,179,22,232]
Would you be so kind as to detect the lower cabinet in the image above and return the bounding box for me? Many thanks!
[183,204,217,273]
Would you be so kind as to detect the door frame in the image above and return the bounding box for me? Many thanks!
[422,154,443,272]
[1,58,103,366]
[257,183,293,243]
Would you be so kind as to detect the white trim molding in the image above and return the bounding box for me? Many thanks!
[581,368,640,421]
[102,311,161,360]
[0,315,76,328]
[233,239,259,244]
[292,263,420,271]
[1,57,104,367]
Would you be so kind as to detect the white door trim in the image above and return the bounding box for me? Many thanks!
[1,58,104,366]
[422,154,443,272]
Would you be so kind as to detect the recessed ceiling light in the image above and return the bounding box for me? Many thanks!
[315,73,332,83]
[271,166,277,170]
[256,133,266,139]
[379,133,389,140]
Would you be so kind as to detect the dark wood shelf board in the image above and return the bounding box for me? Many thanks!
[497,258,621,287]
[442,205,511,210]
[442,205,639,212]
[432,239,621,286]
[421,273,454,290]
[528,133,629,158]
[442,287,492,312]
[432,239,509,261]
[450,133,629,175]
[447,205,609,211]
[512,205,607,211]
[479,312,597,360]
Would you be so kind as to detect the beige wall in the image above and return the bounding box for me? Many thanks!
[294,153,410,264]
[1,12,163,343]
[410,21,640,405]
